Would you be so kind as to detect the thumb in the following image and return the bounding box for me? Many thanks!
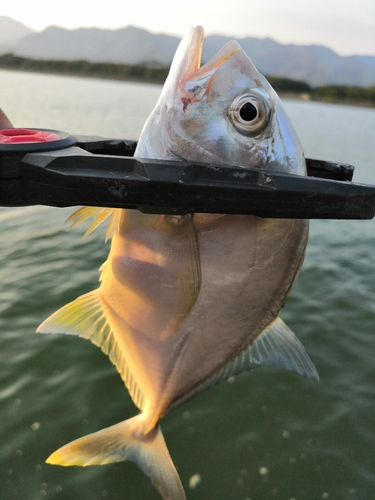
[0,109,13,128]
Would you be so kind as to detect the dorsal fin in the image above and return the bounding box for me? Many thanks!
[168,317,318,413]
[66,207,122,241]
[209,316,319,386]
[213,316,319,383]
[247,317,319,380]
[37,290,145,411]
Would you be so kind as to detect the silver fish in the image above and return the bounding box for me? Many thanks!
[38,26,318,500]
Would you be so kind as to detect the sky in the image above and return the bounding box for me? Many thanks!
[3,0,375,56]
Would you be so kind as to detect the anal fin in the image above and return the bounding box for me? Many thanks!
[37,290,145,411]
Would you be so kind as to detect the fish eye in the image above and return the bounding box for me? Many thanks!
[229,94,269,135]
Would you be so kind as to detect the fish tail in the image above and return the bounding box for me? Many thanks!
[47,414,186,500]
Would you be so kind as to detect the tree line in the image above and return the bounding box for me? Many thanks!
[1,53,375,106]
[0,53,169,84]
[263,76,375,106]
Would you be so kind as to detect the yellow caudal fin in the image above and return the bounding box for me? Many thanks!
[66,206,122,241]
[47,415,186,500]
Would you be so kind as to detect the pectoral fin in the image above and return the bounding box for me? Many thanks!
[116,212,201,340]
[161,214,201,339]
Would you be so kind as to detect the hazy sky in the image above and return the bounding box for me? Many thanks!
[3,0,375,56]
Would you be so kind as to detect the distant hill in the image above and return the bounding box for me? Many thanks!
[0,16,34,46]
[202,35,375,87]
[4,25,180,66]
[1,17,375,87]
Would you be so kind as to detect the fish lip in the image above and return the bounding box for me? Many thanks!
[180,26,242,81]
[182,26,205,76]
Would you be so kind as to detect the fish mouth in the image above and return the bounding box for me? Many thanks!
[176,26,242,83]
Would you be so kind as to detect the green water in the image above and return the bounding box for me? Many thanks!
[1,70,375,500]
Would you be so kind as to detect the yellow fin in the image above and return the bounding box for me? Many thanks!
[47,415,186,500]
[66,206,122,241]
[37,290,145,411]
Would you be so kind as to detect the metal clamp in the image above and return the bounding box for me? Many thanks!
[1,128,373,219]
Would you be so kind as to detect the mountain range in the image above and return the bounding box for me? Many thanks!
[1,16,375,87]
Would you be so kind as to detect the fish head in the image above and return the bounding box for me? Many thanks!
[140,26,305,175]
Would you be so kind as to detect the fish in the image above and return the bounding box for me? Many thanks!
[37,26,318,500]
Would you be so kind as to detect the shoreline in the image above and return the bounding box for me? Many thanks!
[0,65,165,86]
[1,65,375,109]
[277,92,375,108]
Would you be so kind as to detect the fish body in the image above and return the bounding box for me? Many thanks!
[38,26,318,500]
